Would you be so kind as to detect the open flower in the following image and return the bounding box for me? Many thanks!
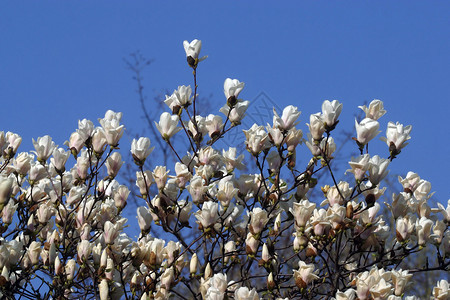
[359,99,386,120]
[234,287,260,300]
[368,155,390,185]
[294,260,319,289]
[381,121,412,157]
[32,135,56,162]
[195,201,219,230]
[274,105,301,131]
[155,112,182,141]
[164,85,193,113]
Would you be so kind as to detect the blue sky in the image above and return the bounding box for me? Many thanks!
[1,1,449,202]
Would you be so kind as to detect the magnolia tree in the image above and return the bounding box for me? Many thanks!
[0,40,449,300]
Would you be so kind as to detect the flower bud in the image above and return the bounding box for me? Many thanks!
[99,279,109,300]
[190,253,198,275]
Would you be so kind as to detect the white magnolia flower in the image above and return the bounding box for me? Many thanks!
[243,124,270,155]
[183,39,207,67]
[105,152,124,178]
[322,100,343,130]
[274,105,301,131]
[234,286,260,300]
[248,207,269,235]
[368,155,390,185]
[294,260,319,288]
[307,113,325,140]
[381,121,412,155]
[131,137,154,165]
[416,216,433,246]
[346,154,370,182]
[194,201,219,229]
[355,118,380,146]
[433,280,450,300]
[391,269,412,296]
[224,78,245,101]
[290,200,316,229]
[220,100,249,125]
[5,132,22,156]
[359,99,386,120]
[50,147,70,172]
[155,112,182,141]
[32,135,56,162]
[165,85,193,112]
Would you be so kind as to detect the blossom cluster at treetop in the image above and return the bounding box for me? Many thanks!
[0,39,448,299]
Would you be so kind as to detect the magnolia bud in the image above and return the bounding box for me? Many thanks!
[190,253,198,275]
[99,279,109,300]
[55,256,63,275]
[204,263,212,280]
[267,272,275,290]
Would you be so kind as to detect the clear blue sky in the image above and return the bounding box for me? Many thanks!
[1,1,449,202]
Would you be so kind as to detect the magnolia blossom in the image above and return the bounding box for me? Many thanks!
[77,118,95,141]
[416,216,433,246]
[65,131,84,155]
[368,155,390,185]
[0,176,14,204]
[433,280,450,300]
[307,113,325,140]
[290,200,316,229]
[194,201,219,229]
[105,152,124,178]
[248,207,269,235]
[65,259,77,281]
[164,85,193,112]
[243,124,270,155]
[99,110,125,147]
[188,175,207,204]
[91,128,107,154]
[220,100,249,125]
[5,132,22,157]
[294,260,319,288]
[391,269,412,296]
[155,112,182,141]
[234,286,260,300]
[347,154,370,181]
[32,135,56,162]
[131,137,154,165]
[274,105,301,131]
[322,100,343,130]
[217,178,238,207]
[381,121,412,152]
[183,39,207,67]
[50,147,70,172]
[99,279,109,300]
[153,166,169,190]
[355,118,380,146]
[285,128,303,152]
[103,221,119,244]
[224,78,245,101]
[437,200,450,223]
[136,170,153,197]
[396,214,415,242]
[222,147,245,172]
[359,99,386,120]
[205,114,224,138]
[12,152,34,175]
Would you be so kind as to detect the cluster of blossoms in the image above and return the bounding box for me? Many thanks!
[0,39,448,300]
